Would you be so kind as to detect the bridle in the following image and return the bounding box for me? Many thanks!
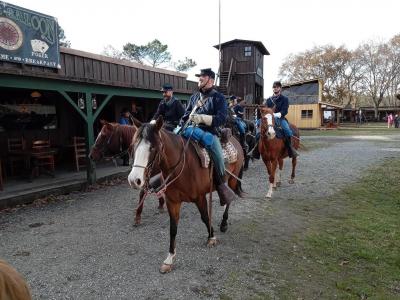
[132,129,191,197]
[260,112,275,137]
[92,126,129,161]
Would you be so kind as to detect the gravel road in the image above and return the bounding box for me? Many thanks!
[1,134,399,299]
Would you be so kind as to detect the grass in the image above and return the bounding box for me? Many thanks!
[221,157,400,299]
[300,127,400,136]
[286,158,400,299]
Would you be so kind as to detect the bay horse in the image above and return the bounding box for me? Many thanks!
[127,116,244,273]
[258,106,300,198]
[89,120,165,225]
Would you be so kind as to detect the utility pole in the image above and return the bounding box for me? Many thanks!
[217,0,222,86]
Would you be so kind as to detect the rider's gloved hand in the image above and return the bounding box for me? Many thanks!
[149,119,156,124]
[273,112,282,118]
[190,114,213,126]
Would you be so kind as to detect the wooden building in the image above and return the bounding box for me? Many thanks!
[282,79,343,129]
[214,39,269,104]
[0,47,197,184]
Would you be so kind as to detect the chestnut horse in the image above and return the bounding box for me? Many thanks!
[127,116,244,273]
[89,121,164,225]
[258,107,299,198]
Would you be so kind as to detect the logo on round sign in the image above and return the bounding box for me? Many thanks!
[0,17,23,51]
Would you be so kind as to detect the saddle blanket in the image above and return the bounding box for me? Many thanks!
[192,140,238,168]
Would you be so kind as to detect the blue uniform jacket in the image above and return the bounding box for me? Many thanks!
[181,89,227,135]
[264,94,289,118]
[152,97,185,126]
[233,104,244,119]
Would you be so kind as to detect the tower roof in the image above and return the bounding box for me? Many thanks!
[213,39,270,55]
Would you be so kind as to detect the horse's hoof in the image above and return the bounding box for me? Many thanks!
[289,179,295,184]
[266,193,272,199]
[134,217,141,226]
[272,186,277,191]
[207,237,217,247]
[276,182,281,187]
[220,223,228,233]
[160,264,173,274]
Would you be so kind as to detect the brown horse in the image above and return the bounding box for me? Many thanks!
[89,121,165,225]
[0,260,32,300]
[258,106,299,198]
[127,116,244,273]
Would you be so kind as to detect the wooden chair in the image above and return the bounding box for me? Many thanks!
[73,136,87,172]
[31,140,55,175]
[8,137,27,176]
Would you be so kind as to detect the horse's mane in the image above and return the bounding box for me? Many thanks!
[259,106,274,115]
[0,260,32,300]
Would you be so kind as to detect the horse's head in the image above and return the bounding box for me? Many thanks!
[259,106,276,139]
[128,116,164,189]
[89,120,122,161]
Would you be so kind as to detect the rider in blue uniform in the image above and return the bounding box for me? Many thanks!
[180,68,235,206]
[252,81,298,159]
[150,83,185,131]
[233,97,248,151]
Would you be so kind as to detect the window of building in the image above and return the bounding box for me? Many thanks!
[244,46,252,57]
[301,110,313,119]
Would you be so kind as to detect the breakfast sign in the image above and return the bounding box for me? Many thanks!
[0,1,60,68]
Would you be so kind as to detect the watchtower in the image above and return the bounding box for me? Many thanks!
[214,39,269,104]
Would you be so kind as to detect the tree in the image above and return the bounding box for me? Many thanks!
[123,39,171,67]
[58,25,71,48]
[279,45,361,106]
[174,57,197,72]
[357,39,399,119]
[101,45,124,59]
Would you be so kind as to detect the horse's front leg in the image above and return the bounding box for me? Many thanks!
[266,159,277,198]
[289,157,297,184]
[134,189,146,225]
[274,158,284,188]
[157,195,165,212]
[160,199,181,274]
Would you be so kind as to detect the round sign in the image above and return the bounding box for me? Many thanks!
[0,17,23,51]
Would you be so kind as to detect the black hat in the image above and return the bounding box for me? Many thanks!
[195,68,215,79]
[229,95,237,101]
[272,81,282,88]
[161,83,173,91]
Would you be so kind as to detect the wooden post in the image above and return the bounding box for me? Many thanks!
[336,109,340,126]
[85,92,96,185]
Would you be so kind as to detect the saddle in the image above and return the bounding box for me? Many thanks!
[191,128,238,168]
[274,123,298,139]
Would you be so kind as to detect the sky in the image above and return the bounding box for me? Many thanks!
[8,0,400,96]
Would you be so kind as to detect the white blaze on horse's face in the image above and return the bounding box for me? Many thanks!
[127,138,151,189]
[265,114,276,139]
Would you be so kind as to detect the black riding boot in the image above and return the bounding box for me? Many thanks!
[214,168,235,206]
[284,137,298,158]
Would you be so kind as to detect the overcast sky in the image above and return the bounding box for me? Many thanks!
[10,0,400,96]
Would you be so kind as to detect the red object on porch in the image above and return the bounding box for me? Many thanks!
[73,136,86,172]
[7,137,27,176]
[31,140,55,175]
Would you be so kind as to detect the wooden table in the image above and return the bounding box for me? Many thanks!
[8,148,58,181]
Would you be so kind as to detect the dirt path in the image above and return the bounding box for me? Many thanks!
[1,134,399,299]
